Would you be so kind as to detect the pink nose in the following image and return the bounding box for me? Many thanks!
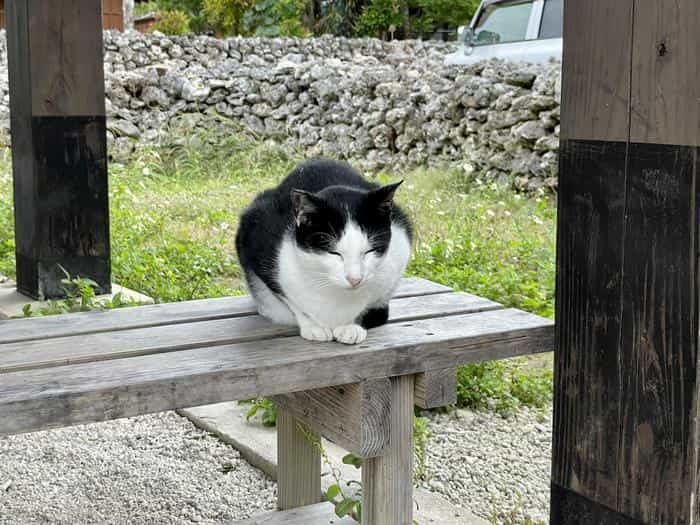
[347,276,363,288]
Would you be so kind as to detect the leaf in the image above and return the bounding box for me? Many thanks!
[22,304,32,317]
[334,498,357,518]
[342,453,362,469]
[326,484,341,501]
[245,404,260,421]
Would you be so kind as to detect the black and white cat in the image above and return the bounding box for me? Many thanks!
[236,159,413,345]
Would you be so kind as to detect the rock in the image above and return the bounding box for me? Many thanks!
[505,70,537,89]
[141,86,169,107]
[534,135,559,153]
[181,78,211,102]
[512,121,547,144]
[107,118,140,138]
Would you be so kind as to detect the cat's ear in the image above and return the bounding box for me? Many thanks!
[370,181,403,214]
[291,189,321,227]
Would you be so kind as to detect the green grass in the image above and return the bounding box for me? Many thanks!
[0,131,557,414]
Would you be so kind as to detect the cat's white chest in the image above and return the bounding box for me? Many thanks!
[276,224,411,328]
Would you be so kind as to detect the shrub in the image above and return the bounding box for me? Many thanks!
[355,0,404,38]
[152,10,190,35]
[203,0,257,36]
[355,0,479,39]
[457,360,553,417]
[244,0,310,37]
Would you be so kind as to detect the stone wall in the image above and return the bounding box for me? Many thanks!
[0,31,561,190]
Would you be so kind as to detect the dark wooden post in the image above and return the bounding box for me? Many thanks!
[552,1,699,523]
[6,1,111,300]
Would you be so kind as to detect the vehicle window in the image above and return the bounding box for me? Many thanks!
[472,0,534,46]
[539,0,563,39]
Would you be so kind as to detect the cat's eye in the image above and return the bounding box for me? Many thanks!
[365,248,378,255]
[328,251,342,258]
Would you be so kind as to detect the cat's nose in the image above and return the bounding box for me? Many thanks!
[346,275,363,288]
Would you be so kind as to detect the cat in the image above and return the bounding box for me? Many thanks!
[235,159,413,345]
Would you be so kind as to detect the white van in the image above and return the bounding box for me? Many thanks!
[444,0,563,66]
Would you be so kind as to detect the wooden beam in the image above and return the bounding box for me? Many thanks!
[6,0,110,299]
[361,375,414,525]
[553,1,700,523]
[414,369,457,409]
[274,378,391,459]
[276,409,322,511]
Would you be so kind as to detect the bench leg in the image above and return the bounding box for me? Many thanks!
[361,375,414,525]
[277,407,322,510]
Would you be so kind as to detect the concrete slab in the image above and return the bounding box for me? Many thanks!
[180,402,487,525]
[0,278,154,319]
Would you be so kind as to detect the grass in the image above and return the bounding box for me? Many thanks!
[0,130,557,415]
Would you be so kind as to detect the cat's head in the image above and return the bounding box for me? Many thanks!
[291,181,403,290]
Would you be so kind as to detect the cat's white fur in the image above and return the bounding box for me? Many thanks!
[250,221,411,344]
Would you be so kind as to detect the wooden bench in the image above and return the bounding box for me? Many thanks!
[0,277,554,524]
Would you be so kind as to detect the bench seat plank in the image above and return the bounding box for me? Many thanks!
[0,292,501,374]
[235,502,356,524]
[0,277,452,344]
[0,308,553,437]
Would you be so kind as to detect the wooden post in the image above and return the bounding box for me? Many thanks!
[276,408,322,511]
[553,1,700,523]
[362,375,414,525]
[6,1,111,299]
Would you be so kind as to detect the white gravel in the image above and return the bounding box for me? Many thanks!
[0,412,276,525]
[0,405,551,525]
[419,406,552,525]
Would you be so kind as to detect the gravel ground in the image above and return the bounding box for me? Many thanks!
[0,405,551,525]
[0,412,276,525]
[420,406,552,524]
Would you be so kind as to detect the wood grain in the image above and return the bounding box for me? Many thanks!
[27,0,105,116]
[274,378,391,459]
[414,369,457,409]
[235,502,355,525]
[0,277,455,344]
[559,0,634,142]
[630,1,700,146]
[0,292,499,373]
[0,308,553,436]
[553,140,628,511]
[361,375,414,525]
[277,410,322,511]
[616,144,697,523]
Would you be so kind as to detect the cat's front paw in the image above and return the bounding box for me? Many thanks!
[333,324,367,345]
[300,324,334,342]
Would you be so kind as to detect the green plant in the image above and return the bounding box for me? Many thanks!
[411,0,478,37]
[203,0,257,36]
[157,0,208,32]
[152,9,191,35]
[413,413,430,481]
[19,267,139,318]
[244,0,310,37]
[457,359,553,417]
[243,398,278,427]
[297,420,362,522]
[355,0,404,38]
[134,1,161,16]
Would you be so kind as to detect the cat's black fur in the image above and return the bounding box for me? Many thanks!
[235,159,413,329]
